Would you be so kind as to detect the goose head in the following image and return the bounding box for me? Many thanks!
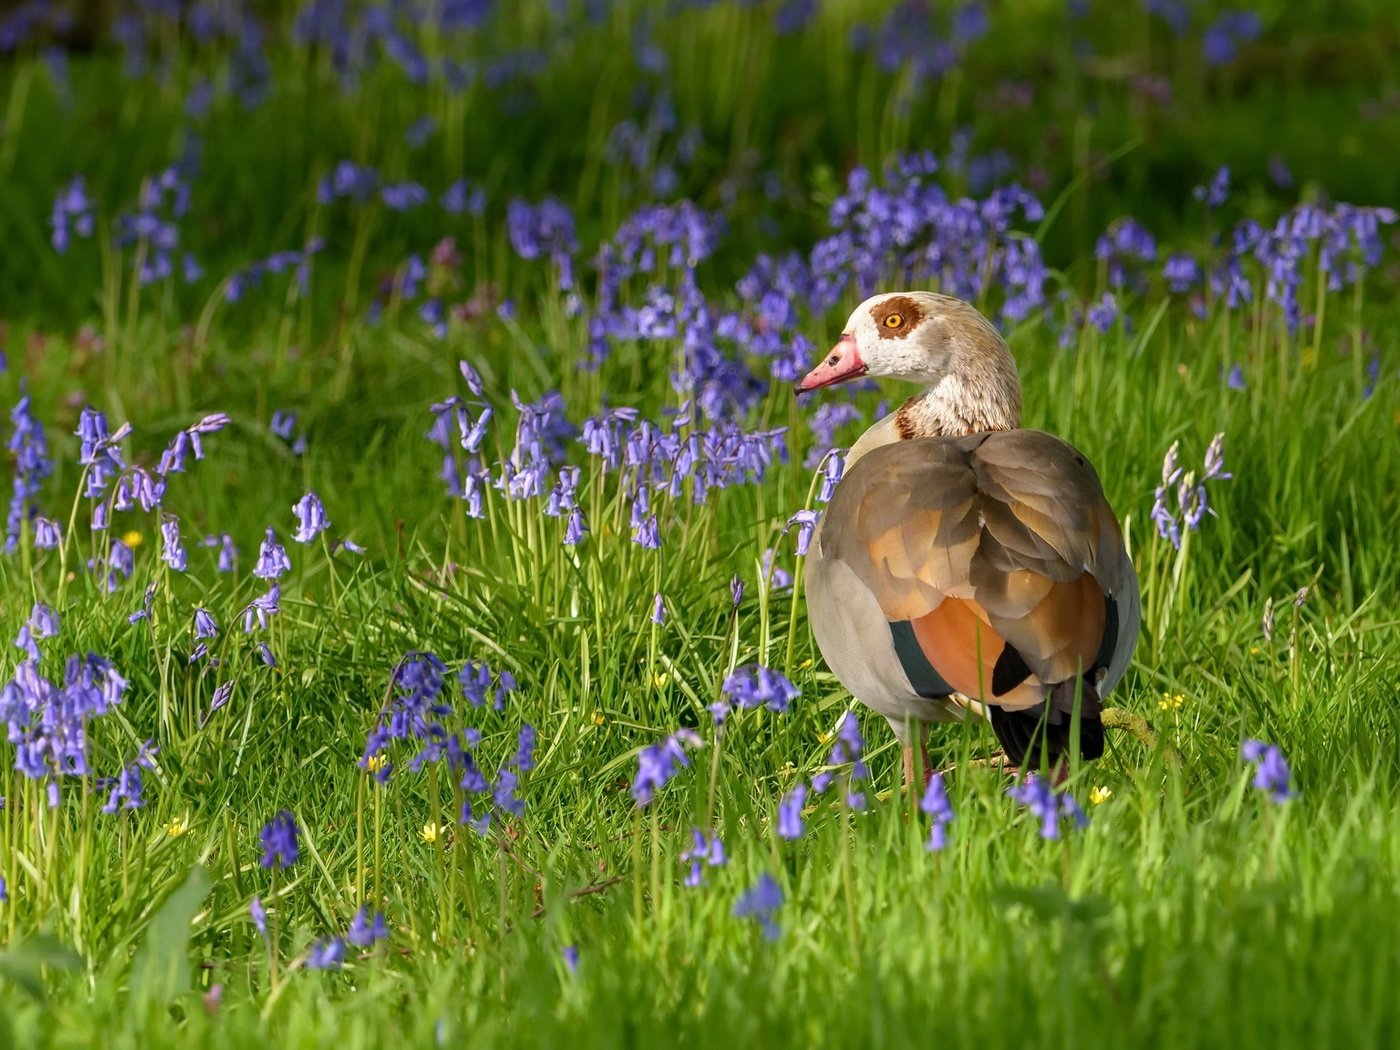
[795,291,1022,431]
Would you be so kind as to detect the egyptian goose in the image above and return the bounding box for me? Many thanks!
[797,292,1139,783]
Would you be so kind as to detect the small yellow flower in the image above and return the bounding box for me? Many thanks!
[799,658,812,669]
[652,672,670,687]
[122,530,143,547]
[1089,786,1113,806]
[420,822,443,843]
[1249,646,1261,655]
[817,730,833,745]
[1158,692,1185,712]
[365,754,388,774]
[591,711,606,726]
[164,816,190,837]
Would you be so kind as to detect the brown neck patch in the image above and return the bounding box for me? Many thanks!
[871,295,925,340]
[894,397,919,440]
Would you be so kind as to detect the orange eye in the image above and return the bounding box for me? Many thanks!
[883,313,903,328]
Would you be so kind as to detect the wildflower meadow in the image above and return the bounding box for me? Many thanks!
[2,2,1398,1045]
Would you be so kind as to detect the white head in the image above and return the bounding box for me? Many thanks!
[795,291,1022,432]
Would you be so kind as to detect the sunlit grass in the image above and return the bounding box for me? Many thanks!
[1,2,1399,1046]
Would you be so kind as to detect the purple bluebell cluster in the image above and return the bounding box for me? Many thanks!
[114,166,199,286]
[292,492,331,543]
[1242,740,1295,803]
[680,827,727,887]
[776,782,807,841]
[1151,433,1231,549]
[50,176,95,253]
[920,773,954,851]
[1202,11,1263,66]
[306,937,346,970]
[719,664,800,716]
[1101,202,1398,334]
[226,240,324,303]
[810,713,870,810]
[359,652,533,835]
[259,811,300,869]
[1006,776,1088,841]
[101,739,158,813]
[631,729,701,806]
[851,2,987,91]
[427,360,788,550]
[5,387,52,552]
[348,906,390,948]
[2,612,130,807]
[733,872,784,941]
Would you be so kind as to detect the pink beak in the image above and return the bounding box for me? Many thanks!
[794,334,867,394]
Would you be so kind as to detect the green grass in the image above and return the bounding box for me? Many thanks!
[2,2,1400,1046]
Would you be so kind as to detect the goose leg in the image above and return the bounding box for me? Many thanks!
[902,740,934,791]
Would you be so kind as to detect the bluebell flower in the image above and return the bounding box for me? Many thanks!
[208,681,235,721]
[101,739,157,813]
[493,769,525,817]
[506,197,579,291]
[31,602,59,637]
[129,582,156,625]
[193,608,218,638]
[270,410,297,440]
[257,643,276,667]
[777,783,807,840]
[760,549,793,592]
[679,827,727,886]
[513,724,537,772]
[786,510,820,556]
[347,907,389,948]
[1242,739,1296,803]
[250,896,266,936]
[1163,252,1201,293]
[241,585,281,633]
[631,729,701,806]
[1006,776,1088,840]
[459,660,517,709]
[292,492,331,543]
[33,517,61,549]
[306,937,345,970]
[734,873,784,941]
[1202,13,1261,66]
[50,175,95,253]
[651,593,666,625]
[920,773,954,851]
[259,810,299,869]
[380,181,428,211]
[563,507,588,546]
[440,179,486,216]
[816,451,845,504]
[317,160,378,204]
[14,624,39,662]
[253,528,291,579]
[1086,292,1118,332]
[160,516,187,571]
[813,712,871,801]
[722,664,800,714]
[562,945,579,973]
[1187,165,1232,207]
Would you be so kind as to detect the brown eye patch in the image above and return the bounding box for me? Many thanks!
[870,295,924,339]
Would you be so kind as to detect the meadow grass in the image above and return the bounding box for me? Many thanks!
[1,2,1399,1046]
